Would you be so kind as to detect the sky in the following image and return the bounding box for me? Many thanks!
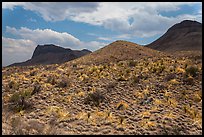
[2,2,202,67]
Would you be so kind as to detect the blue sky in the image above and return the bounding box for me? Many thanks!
[2,2,202,66]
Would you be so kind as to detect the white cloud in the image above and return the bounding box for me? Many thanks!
[3,2,201,39]
[2,37,36,66]
[6,26,81,48]
[2,2,26,10]
[97,37,112,41]
[3,27,106,66]
[2,2,100,21]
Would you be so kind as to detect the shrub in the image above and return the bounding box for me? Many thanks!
[164,73,176,82]
[9,89,33,112]
[56,79,68,88]
[183,75,194,85]
[185,66,199,77]
[47,76,56,85]
[84,91,105,107]
[129,60,137,67]
[31,84,41,95]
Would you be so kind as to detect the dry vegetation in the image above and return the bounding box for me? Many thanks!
[2,41,202,135]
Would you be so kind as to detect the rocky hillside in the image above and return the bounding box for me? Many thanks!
[71,40,167,66]
[2,44,202,135]
[146,20,202,52]
[8,44,92,67]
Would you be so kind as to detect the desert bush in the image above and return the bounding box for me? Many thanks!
[183,75,194,85]
[185,66,199,77]
[47,76,56,85]
[56,79,68,88]
[164,73,176,82]
[31,84,41,95]
[9,89,33,112]
[84,91,105,107]
[129,60,137,67]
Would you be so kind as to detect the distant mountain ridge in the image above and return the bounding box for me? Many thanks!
[146,20,202,52]
[9,44,92,67]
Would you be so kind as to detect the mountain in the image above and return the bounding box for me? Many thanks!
[70,40,166,66]
[146,20,202,52]
[9,44,92,67]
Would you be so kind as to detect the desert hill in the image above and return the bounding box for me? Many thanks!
[8,44,92,67]
[70,40,166,66]
[146,20,202,52]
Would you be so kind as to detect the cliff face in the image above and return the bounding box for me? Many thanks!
[9,44,92,67]
[146,20,202,52]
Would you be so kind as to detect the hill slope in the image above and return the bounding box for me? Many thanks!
[146,20,202,52]
[70,40,166,65]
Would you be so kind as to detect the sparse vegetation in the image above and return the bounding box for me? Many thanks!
[84,91,105,107]
[185,66,199,77]
[2,42,202,135]
[9,89,33,112]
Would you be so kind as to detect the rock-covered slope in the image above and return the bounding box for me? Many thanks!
[9,44,92,67]
[2,48,202,135]
[146,20,202,52]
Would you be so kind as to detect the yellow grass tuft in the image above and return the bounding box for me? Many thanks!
[116,101,129,110]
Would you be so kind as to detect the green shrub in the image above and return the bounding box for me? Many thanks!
[185,66,199,77]
[9,89,33,112]
[84,91,105,107]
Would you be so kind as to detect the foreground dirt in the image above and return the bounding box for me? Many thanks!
[2,52,202,135]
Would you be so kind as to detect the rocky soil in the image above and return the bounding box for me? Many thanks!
[2,51,202,135]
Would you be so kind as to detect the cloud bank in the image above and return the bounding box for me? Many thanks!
[3,2,201,38]
[3,27,107,66]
